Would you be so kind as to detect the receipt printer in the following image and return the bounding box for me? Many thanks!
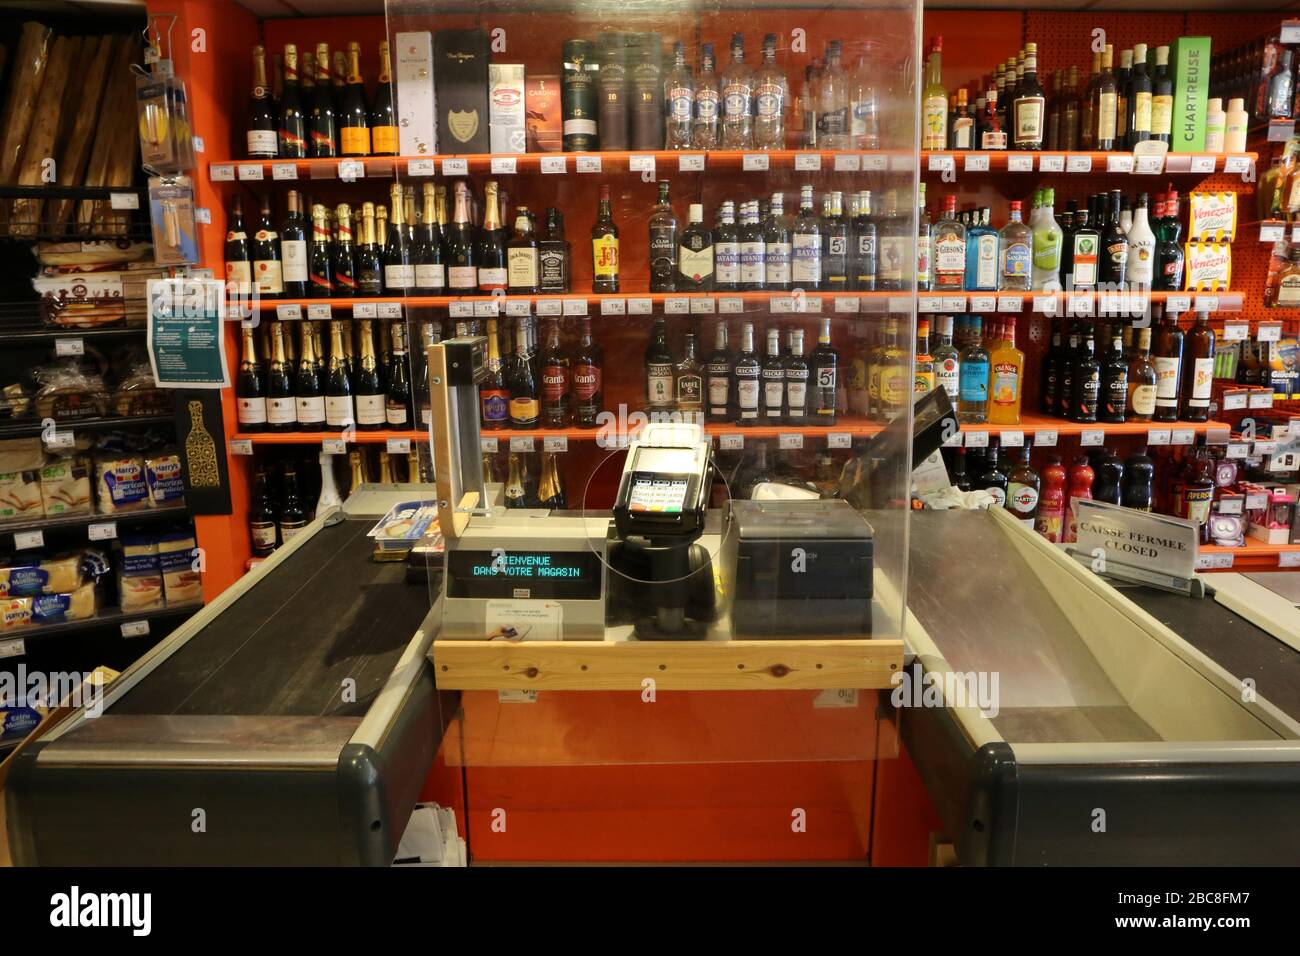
[722,499,873,637]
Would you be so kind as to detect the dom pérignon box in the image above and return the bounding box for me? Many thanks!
[434,29,490,154]
[395,31,436,156]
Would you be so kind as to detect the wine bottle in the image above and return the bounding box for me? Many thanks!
[308,203,333,297]
[382,182,414,293]
[370,40,398,156]
[250,469,278,556]
[225,196,253,296]
[280,190,308,298]
[295,323,326,429]
[308,42,337,158]
[412,183,444,294]
[476,181,508,293]
[325,320,355,432]
[251,195,283,297]
[279,44,307,158]
[237,325,267,432]
[266,322,297,431]
[356,202,383,296]
[340,41,371,156]
[446,182,478,293]
[385,321,412,427]
[333,203,357,297]
[354,319,386,431]
[248,45,279,159]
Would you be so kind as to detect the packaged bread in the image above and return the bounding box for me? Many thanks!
[145,452,184,507]
[2,599,33,630]
[118,534,162,611]
[0,470,42,521]
[0,439,44,473]
[0,554,83,598]
[40,456,92,516]
[30,583,97,623]
[1189,191,1237,242]
[112,353,170,417]
[34,362,109,421]
[95,455,148,513]
[157,530,201,604]
[1,383,32,421]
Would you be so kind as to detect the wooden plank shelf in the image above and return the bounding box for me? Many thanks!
[431,637,904,691]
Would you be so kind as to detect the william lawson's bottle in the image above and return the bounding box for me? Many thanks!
[354,319,386,431]
[340,42,371,156]
[237,325,267,433]
[325,320,355,432]
[308,42,337,157]
[266,322,297,432]
[295,323,326,429]
[645,317,674,413]
[370,41,398,156]
[248,45,279,159]
[386,322,412,428]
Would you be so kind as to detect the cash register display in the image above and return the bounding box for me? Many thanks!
[447,550,602,599]
[628,475,690,514]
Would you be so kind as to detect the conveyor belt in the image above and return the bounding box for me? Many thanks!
[111,516,429,718]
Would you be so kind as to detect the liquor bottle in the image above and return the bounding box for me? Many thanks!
[922,36,947,151]
[811,317,840,425]
[331,203,358,297]
[1119,195,1132,235]
[720,33,753,149]
[370,40,398,156]
[1035,455,1066,542]
[248,45,279,158]
[849,191,877,291]
[1155,191,1185,291]
[663,40,695,150]
[1099,189,1128,287]
[539,208,571,294]
[475,181,507,293]
[1080,52,1099,150]
[678,203,714,291]
[784,327,811,425]
[1062,457,1094,543]
[850,55,880,150]
[504,453,530,509]
[1150,46,1173,145]
[760,327,785,423]
[381,182,413,293]
[478,317,509,431]
[964,208,998,292]
[1092,447,1124,505]
[753,33,788,150]
[673,331,704,419]
[537,452,567,510]
[279,44,307,158]
[1127,326,1157,421]
[279,190,308,298]
[385,322,411,428]
[1181,311,1215,424]
[591,185,620,293]
[739,201,767,291]
[645,317,674,412]
[535,319,571,427]
[1116,48,1132,144]
[1065,203,1099,291]
[693,43,720,150]
[701,321,735,424]
[1151,304,1183,423]
[1005,442,1040,527]
[1125,43,1152,148]
[236,325,268,432]
[817,40,850,149]
[561,38,599,152]
[648,180,679,293]
[445,182,477,293]
[351,319,385,431]
[949,88,974,150]
[356,202,383,296]
[503,207,539,295]
[324,320,355,432]
[933,314,960,409]
[266,322,297,432]
[1070,331,1099,423]
[294,323,326,430]
[821,192,849,291]
[957,314,989,423]
[508,318,540,429]
[1031,188,1062,291]
[916,182,932,292]
[340,42,370,156]
[252,195,284,297]
[998,200,1032,291]
[1062,65,1081,150]
[987,319,1024,425]
[1126,192,1156,290]
[972,443,1009,508]
[306,42,336,158]
[1039,319,1063,415]
[713,200,740,292]
[792,184,822,290]
[932,195,967,290]
[307,204,333,297]
[734,321,761,424]
[573,317,602,428]
[278,466,308,542]
[1012,43,1045,150]
[913,318,935,400]
[249,469,278,555]
[225,196,254,296]
[1095,45,1118,151]
[1096,326,1127,423]
[764,192,792,291]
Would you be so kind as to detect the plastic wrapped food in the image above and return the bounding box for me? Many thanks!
[34,362,109,422]
[0,470,42,521]
[118,534,162,610]
[0,549,108,598]
[112,353,170,417]
[2,584,98,628]
[40,456,92,516]
[144,451,184,507]
[157,530,201,604]
[95,455,148,513]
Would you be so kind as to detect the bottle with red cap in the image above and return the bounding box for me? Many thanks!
[1062,455,1095,544]
[1154,189,1185,291]
[1035,454,1067,542]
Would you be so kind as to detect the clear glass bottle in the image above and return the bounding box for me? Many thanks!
[817,40,850,149]
[692,43,720,150]
[752,33,788,150]
[664,41,695,150]
[957,314,990,423]
[998,200,1032,291]
[850,55,879,150]
[720,33,753,149]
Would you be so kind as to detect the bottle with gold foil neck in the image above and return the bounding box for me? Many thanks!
[357,202,382,296]
[340,41,371,155]
[378,450,395,484]
[348,449,365,493]
[354,318,385,430]
[504,452,530,508]
[309,41,337,157]
[371,40,398,155]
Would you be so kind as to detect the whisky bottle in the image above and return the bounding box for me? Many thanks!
[573,317,603,428]
[539,208,571,294]
[505,207,539,295]
[648,180,679,293]
[678,203,714,291]
[248,45,279,159]
[674,331,705,419]
[562,38,599,152]
[645,317,674,413]
[591,186,620,293]
[540,319,572,427]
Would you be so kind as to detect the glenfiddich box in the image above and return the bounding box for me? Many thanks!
[434,30,490,154]
[395,31,436,156]
[489,64,527,154]
[1171,36,1212,152]
[526,74,562,152]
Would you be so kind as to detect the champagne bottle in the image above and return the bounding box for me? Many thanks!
[295,323,326,429]
[333,203,357,296]
[370,40,398,156]
[476,181,508,293]
[308,203,333,297]
[383,182,414,292]
[325,320,355,431]
[354,319,386,430]
[386,321,412,427]
[267,322,297,431]
[340,41,371,156]
[279,44,307,158]
[236,325,267,432]
[308,42,337,158]
[356,202,382,296]
[248,45,279,159]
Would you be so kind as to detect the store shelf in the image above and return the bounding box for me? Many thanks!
[0,504,191,541]
[432,636,904,691]
[953,415,1229,446]
[0,323,147,345]
[921,150,1256,176]
[0,414,174,440]
[922,290,1242,315]
[0,600,203,652]
[1198,540,1300,572]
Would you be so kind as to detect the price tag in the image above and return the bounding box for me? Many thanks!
[943,429,963,447]
[600,297,625,316]
[1250,390,1274,409]
[55,337,84,357]
[88,521,118,542]
[490,156,517,175]
[1169,429,1193,447]
[827,432,851,449]
[1246,492,1269,510]
[942,296,967,312]
[323,439,347,455]
[276,303,302,321]
[664,297,690,315]
[302,304,331,322]
[627,298,653,315]
[1105,154,1135,173]
[927,153,954,173]
[733,152,768,172]
[1222,321,1248,341]
[540,155,567,174]
[1135,153,1163,175]
[918,296,942,313]
[690,297,715,314]
[1147,428,1172,446]
[481,437,499,453]
[195,207,211,225]
[1224,155,1252,174]
[1194,295,1219,313]
[833,153,862,172]
[14,530,43,550]
[576,155,602,173]
[1067,292,1094,316]
[441,158,469,176]
[559,298,586,316]
[767,296,791,314]
[510,437,535,452]
[0,638,24,660]
[498,689,539,703]
[862,154,888,171]
[1254,440,1280,456]
[965,430,989,448]
[1036,429,1058,447]
[45,431,74,451]
[1259,322,1284,342]
[386,438,411,455]
[1165,294,1191,314]
[968,295,995,313]
[963,153,990,172]
[271,162,298,180]
[1283,21,1300,43]
[1000,430,1024,447]
[794,152,821,171]
[719,297,745,314]
[354,302,379,319]
[1227,442,1249,459]
[629,154,656,175]
[407,158,435,177]
[229,439,253,456]
[337,160,364,181]
[1261,222,1286,242]
[1207,427,1232,446]
[778,433,804,450]
[506,299,531,317]
[1007,154,1033,173]
[997,295,1022,313]
[1188,155,1216,174]
[1080,429,1104,446]
[209,164,234,181]
[678,153,705,172]
[1280,551,1300,568]
[236,164,264,181]
[1218,497,1245,515]
[1066,154,1093,173]
[1196,552,1235,571]
[536,299,563,316]
[719,434,744,450]
[543,436,568,453]
[121,620,151,638]
[833,297,860,314]
[1038,154,1065,172]
[1032,295,1058,314]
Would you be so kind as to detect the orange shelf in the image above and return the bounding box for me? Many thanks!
[1200,539,1300,572]
[959,414,1228,439]
[920,150,1256,174]
[250,290,901,313]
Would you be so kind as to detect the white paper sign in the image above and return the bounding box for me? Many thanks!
[14,530,43,550]
[386,438,411,454]
[1106,155,1135,173]
[306,304,332,321]
[1001,430,1024,447]
[794,152,821,171]
[965,430,989,448]
[540,155,567,174]
[1080,429,1104,446]
[576,156,602,173]
[490,156,517,175]
[1007,154,1033,172]
[55,337,84,357]
[834,153,861,172]
[229,439,253,455]
[544,436,568,453]
[237,164,264,181]
[827,433,851,449]
[678,154,705,172]
[442,158,469,176]
[88,521,118,542]
[272,163,298,180]
[1036,430,1058,447]
[510,437,535,452]
[121,620,151,638]
[1038,154,1064,172]
[719,434,744,450]
[600,298,626,316]
[407,159,436,177]
[1066,155,1092,173]
[963,153,989,172]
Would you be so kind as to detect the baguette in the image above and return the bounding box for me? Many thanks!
[0,23,53,185]
[9,36,76,237]
[48,36,114,233]
[78,36,137,235]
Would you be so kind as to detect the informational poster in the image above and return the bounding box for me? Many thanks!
[147,277,230,389]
